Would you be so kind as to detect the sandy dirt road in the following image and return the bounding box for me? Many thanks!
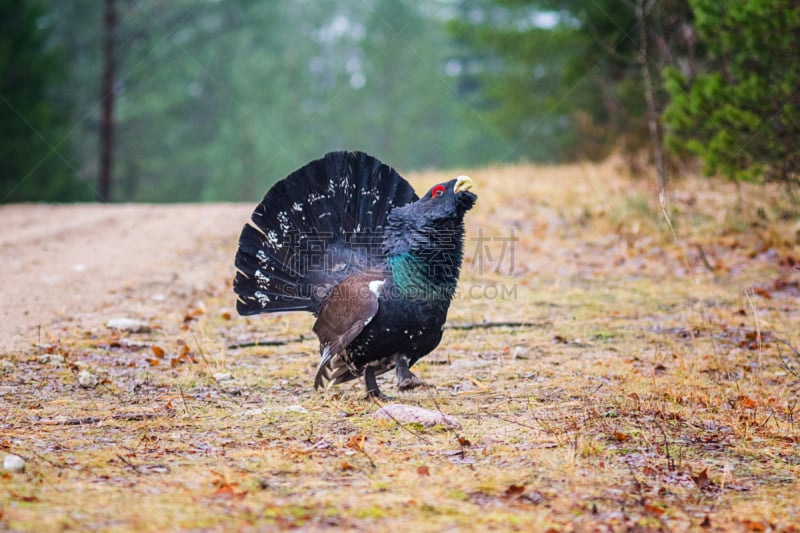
[0,203,251,354]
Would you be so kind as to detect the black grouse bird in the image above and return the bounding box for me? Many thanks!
[234,151,476,398]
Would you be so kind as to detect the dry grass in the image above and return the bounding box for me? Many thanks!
[2,160,800,531]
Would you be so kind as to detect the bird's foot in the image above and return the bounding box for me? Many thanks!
[397,375,431,391]
[364,367,392,401]
[364,389,393,402]
[395,355,431,392]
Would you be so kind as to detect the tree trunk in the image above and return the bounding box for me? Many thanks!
[636,0,667,192]
[99,0,117,202]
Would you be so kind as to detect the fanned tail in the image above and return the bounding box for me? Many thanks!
[234,151,418,315]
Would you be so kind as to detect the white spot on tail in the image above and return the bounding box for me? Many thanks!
[255,270,270,288]
[266,230,281,249]
[254,291,271,306]
[368,279,386,298]
[277,211,291,233]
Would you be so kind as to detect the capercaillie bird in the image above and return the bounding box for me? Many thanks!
[234,151,476,398]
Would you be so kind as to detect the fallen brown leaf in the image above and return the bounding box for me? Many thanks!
[644,503,665,516]
[692,468,715,490]
[740,396,757,409]
[10,492,39,503]
[346,434,366,452]
[741,519,767,532]
[505,484,525,498]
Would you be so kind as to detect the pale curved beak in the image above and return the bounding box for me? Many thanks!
[454,175,474,193]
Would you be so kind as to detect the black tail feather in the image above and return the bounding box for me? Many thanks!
[234,151,418,315]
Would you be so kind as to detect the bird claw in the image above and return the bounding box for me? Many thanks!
[397,375,431,391]
[364,389,393,402]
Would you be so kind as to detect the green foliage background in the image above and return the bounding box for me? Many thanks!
[1,0,797,202]
[3,0,511,203]
[0,1,93,201]
[663,0,800,185]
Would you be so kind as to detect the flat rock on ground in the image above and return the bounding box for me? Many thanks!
[373,403,462,429]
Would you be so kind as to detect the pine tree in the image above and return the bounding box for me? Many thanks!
[663,0,800,185]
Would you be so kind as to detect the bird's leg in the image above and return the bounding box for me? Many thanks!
[364,366,391,401]
[396,355,429,391]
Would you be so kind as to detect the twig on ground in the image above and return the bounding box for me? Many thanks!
[744,288,765,384]
[772,336,800,357]
[229,322,533,350]
[178,384,190,415]
[773,336,800,377]
[481,410,540,432]
[695,243,715,272]
[191,331,211,365]
[115,454,171,475]
[35,413,157,426]
[227,335,309,349]
[446,321,535,330]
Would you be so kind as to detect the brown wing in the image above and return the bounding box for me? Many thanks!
[313,271,385,389]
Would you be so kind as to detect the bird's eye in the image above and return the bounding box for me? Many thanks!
[431,185,446,198]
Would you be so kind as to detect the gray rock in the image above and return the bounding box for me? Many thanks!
[213,372,234,383]
[38,354,65,364]
[105,318,150,332]
[373,403,461,430]
[239,405,308,417]
[78,370,99,389]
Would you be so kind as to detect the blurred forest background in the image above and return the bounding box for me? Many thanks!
[1,0,798,203]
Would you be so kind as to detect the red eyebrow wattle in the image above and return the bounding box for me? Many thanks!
[432,184,446,197]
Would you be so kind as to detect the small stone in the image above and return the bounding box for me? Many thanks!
[105,318,150,333]
[239,404,308,417]
[3,454,25,473]
[213,372,234,383]
[119,338,149,350]
[373,403,461,430]
[78,370,99,389]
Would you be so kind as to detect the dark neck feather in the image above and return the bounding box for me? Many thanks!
[384,216,466,301]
